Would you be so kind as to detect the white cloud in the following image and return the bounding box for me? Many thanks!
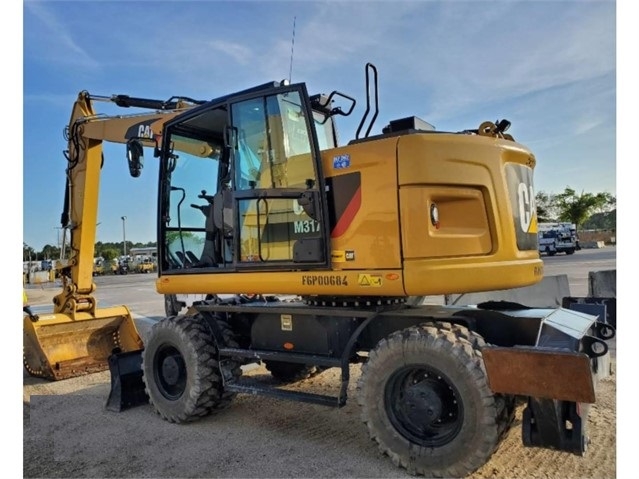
[207,39,253,65]
[387,1,616,121]
[573,118,606,136]
[24,1,100,69]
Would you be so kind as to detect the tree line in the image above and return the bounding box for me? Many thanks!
[23,187,616,261]
[535,187,616,229]
[23,240,157,262]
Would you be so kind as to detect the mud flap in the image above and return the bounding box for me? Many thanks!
[105,348,148,412]
[482,307,613,403]
[481,307,614,454]
[482,347,596,403]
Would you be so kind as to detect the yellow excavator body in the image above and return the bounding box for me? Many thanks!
[24,71,540,382]
[156,131,542,297]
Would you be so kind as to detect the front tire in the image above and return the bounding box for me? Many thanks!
[357,322,507,478]
[142,315,241,423]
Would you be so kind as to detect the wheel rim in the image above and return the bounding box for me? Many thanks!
[385,365,463,447]
[153,343,187,400]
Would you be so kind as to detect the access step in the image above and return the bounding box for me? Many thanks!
[225,377,346,408]
[219,347,342,368]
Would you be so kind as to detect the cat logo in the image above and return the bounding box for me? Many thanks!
[125,120,157,140]
[517,182,537,234]
[506,164,538,251]
[137,124,154,139]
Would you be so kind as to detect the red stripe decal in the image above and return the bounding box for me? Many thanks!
[331,187,361,238]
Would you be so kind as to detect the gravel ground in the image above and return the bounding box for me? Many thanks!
[23,361,616,479]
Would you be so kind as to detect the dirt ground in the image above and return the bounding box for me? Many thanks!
[22,288,618,479]
[22,363,616,479]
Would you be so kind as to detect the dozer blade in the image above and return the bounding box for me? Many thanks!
[105,348,148,412]
[23,306,143,381]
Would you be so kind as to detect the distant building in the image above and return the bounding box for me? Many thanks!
[129,246,157,258]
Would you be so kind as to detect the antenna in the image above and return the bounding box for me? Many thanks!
[288,16,296,83]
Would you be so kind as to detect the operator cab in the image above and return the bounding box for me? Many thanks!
[156,82,341,275]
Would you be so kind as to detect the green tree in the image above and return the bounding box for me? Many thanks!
[100,248,119,261]
[41,244,60,260]
[582,210,616,230]
[535,191,558,222]
[554,187,615,228]
[94,241,105,258]
[23,243,36,262]
[166,231,196,243]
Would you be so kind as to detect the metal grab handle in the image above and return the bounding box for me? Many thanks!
[355,63,379,139]
[256,198,269,262]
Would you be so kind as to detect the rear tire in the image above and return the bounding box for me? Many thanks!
[357,321,507,478]
[142,314,241,423]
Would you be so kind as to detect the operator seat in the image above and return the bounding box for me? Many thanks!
[212,188,234,263]
[196,203,222,267]
[196,148,233,267]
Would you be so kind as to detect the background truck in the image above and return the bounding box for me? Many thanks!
[23,63,613,478]
[538,222,579,255]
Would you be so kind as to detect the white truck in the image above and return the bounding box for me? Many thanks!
[538,222,579,255]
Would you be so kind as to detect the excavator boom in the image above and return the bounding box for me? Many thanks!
[23,91,198,380]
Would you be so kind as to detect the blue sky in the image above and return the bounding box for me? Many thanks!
[19,0,620,251]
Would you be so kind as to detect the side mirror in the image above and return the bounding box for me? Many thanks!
[126,139,144,177]
[153,136,161,158]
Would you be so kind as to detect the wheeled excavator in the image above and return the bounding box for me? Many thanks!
[23,63,615,478]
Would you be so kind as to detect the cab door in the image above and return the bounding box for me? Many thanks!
[228,85,330,270]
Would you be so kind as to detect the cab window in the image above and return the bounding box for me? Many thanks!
[232,91,317,190]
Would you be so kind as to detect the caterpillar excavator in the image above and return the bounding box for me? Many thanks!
[23,63,614,478]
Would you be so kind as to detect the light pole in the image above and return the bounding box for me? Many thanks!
[54,227,60,251]
[53,226,65,259]
[121,216,127,257]
[24,243,32,283]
